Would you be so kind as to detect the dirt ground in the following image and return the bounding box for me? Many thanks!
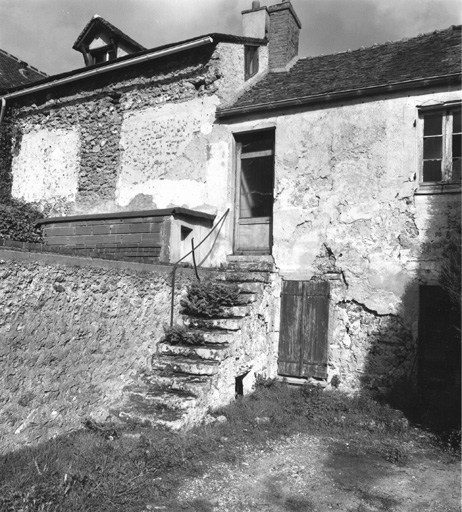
[162,432,460,512]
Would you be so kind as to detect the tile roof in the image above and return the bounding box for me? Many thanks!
[0,49,47,93]
[221,25,461,114]
[73,15,146,52]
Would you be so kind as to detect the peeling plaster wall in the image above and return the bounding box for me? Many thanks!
[230,89,461,390]
[5,42,253,264]
[6,43,245,220]
[116,96,220,208]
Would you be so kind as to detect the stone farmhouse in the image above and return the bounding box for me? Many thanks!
[0,1,460,443]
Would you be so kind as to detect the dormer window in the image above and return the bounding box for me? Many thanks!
[89,46,116,65]
[73,15,146,67]
[245,45,259,80]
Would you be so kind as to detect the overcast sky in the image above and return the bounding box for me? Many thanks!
[1,0,461,76]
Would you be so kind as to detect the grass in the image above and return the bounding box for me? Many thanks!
[0,380,459,511]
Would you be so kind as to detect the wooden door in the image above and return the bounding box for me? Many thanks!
[235,130,274,254]
[278,280,330,378]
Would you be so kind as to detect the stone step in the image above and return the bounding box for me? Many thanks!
[111,398,187,430]
[217,271,271,283]
[158,343,229,361]
[180,305,249,319]
[151,356,220,376]
[226,256,275,272]
[237,282,265,294]
[236,293,257,304]
[143,372,211,395]
[124,384,198,410]
[201,330,236,345]
[183,316,242,331]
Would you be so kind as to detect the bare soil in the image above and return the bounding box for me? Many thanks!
[159,432,460,512]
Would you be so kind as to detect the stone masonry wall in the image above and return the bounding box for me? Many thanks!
[0,249,200,454]
[6,42,250,220]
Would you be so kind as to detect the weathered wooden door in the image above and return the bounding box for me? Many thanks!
[234,130,274,254]
[278,280,330,378]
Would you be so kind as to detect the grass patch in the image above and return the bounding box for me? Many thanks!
[0,380,457,511]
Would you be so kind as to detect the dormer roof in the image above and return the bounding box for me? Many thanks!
[72,15,146,64]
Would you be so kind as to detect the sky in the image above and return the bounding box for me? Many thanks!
[0,0,461,76]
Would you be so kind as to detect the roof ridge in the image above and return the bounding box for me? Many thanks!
[300,24,461,62]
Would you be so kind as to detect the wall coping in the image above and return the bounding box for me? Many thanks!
[36,207,217,226]
[0,240,220,276]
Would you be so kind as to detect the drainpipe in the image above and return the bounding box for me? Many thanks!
[0,97,6,126]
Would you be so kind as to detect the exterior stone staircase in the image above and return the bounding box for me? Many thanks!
[111,256,275,430]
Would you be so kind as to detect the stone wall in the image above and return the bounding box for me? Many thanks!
[4,42,260,223]
[0,248,200,454]
[0,247,284,453]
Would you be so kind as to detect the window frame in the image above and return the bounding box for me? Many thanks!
[244,45,259,81]
[233,128,275,255]
[417,102,461,195]
[89,45,116,65]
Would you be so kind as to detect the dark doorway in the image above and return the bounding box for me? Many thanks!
[418,285,461,392]
[278,280,330,378]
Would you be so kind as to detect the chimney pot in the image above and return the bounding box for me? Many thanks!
[252,1,260,9]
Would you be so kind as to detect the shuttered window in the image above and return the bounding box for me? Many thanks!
[278,280,330,379]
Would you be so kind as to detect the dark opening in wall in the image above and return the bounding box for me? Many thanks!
[235,371,249,397]
[181,226,193,241]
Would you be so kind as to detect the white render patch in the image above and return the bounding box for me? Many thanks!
[11,128,80,203]
[205,141,229,208]
[116,96,219,208]
[117,178,206,209]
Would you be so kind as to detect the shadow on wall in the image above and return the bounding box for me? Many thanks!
[358,192,461,434]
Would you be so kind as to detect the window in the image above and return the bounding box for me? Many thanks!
[244,45,259,80]
[89,46,116,65]
[422,106,461,184]
[238,130,274,218]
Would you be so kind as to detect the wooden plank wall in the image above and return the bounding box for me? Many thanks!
[42,216,168,263]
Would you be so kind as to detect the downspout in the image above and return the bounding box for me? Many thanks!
[0,97,6,126]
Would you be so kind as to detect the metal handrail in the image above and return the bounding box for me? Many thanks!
[170,208,230,326]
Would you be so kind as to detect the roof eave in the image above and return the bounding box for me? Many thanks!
[217,73,462,118]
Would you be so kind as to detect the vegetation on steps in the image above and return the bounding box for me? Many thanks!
[161,325,206,346]
[1,380,458,512]
[180,280,241,318]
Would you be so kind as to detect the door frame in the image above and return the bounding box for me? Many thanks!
[233,128,275,255]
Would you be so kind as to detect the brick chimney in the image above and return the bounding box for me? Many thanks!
[242,1,302,71]
[267,1,301,69]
